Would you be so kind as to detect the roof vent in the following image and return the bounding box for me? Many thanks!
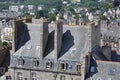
[109,68,116,75]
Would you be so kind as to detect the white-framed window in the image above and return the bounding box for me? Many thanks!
[33,59,39,67]
[76,63,81,74]
[6,76,11,80]
[60,75,65,80]
[46,61,52,69]
[60,62,66,71]
[18,57,24,66]
[31,72,37,80]
[17,72,22,80]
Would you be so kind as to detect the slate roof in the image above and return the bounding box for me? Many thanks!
[13,23,89,61]
[102,23,120,43]
[10,22,90,74]
[86,60,120,80]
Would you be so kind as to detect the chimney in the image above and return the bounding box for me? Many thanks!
[40,19,49,60]
[12,19,25,53]
[54,20,63,61]
[88,20,100,52]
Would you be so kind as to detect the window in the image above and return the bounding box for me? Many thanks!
[76,64,81,74]
[46,61,52,69]
[60,62,66,71]
[60,75,65,80]
[33,59,39,67]
[17,72,22,80]
[6,76,11,80]
[0,67,5,74]
[18,57,24,66]
[31,72,37,80]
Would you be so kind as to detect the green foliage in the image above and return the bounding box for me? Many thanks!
[0,3,10,10]
[34,10,44,19]
[74,13,80,20]
[48,13,56,21]
[100,3,113,10]
[1,41,8,47]
[99,14,108,20]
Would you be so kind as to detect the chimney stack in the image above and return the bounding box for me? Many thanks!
[88,20,100,52]
[12,19,25,53]
[40,19,49,60]
[54,20,63,61]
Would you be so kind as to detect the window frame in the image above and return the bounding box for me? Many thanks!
[17,57,24,66]
[60,62,66,71]
[60,75,65,80]
[32,59,39,67]
[75,63,81,74]
[46,61,52,69]
[31,72,37,80]
[17,72,22,80]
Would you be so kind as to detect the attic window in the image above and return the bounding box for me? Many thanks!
[18,57,24,66]
[60,62,66,71]
[33,59,39,67]
[76,63,81,74]
[46,61,52,69]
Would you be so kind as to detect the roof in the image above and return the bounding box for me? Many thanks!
[86,60,120,80]
[13,23,89,61]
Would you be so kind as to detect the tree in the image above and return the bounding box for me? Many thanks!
[48,13,56,21]
[34,10,44,19]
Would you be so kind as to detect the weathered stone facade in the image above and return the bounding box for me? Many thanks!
[4,18,101,80]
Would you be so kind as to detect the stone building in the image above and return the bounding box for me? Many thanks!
[3,18,100,80]
[101,21,120,52]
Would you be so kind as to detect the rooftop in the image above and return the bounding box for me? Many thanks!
[86,60,120,80]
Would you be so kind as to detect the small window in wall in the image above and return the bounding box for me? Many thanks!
[31,72,37,80]
[6,76,11,80]
[60,75,65,80]
[76,64,81,74]
[0,67,5,74]
[17,72,22,80]
[18,56,24,66]
[33,59,39,67]
[46,61,52,69]
[60,62,66,71]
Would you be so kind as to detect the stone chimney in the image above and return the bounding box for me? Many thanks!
[12,19,25,53]
[40,19,49,60]
[54,21,63,61]
[88,20,100,52]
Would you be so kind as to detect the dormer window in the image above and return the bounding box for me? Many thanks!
[76,63,81,74]
[33,59,39,67]
[46,61,52,69]
[18,56,24,66]
[60,62,66,72]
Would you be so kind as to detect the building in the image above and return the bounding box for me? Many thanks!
[9,6,21,12]
[86,60,120,80]
[101,21,120,52]
[3,18,100,80]
[73,0,81,3]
